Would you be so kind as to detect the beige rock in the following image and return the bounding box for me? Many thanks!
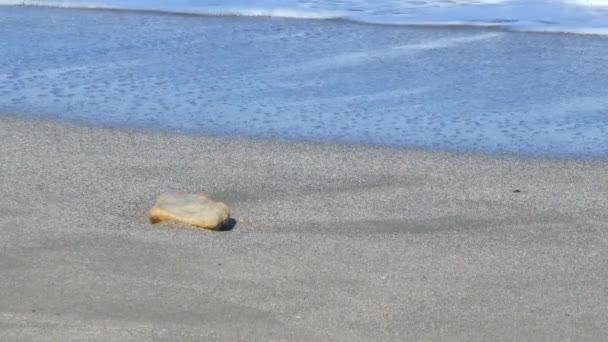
[149,193,230,230]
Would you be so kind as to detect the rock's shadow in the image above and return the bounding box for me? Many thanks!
[219,218,237,232]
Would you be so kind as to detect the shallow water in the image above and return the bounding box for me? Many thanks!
[2,0,608,35]
[1,6,608,158]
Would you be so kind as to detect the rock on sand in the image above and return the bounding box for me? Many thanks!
[149,193,230,230]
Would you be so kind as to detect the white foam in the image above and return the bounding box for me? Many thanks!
[285,33,502,73]
[1,0,608,35]
[564,0,608,8]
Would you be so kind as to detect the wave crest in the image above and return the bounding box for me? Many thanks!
[2,0,608,36]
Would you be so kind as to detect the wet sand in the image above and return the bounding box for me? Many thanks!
[1,117,607,341]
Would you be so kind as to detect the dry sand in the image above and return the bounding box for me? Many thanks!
[1,117,607,341]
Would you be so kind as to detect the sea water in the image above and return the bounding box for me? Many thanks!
[2,0,608,34]
[1,1,608,157]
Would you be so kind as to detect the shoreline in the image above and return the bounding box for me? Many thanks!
[4,113,608,163]
[1,116,607,340]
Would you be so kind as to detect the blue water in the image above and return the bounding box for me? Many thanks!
[2,0,608,35]
[1,5,608,158]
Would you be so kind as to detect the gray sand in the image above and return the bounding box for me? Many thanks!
[1,117,607,341]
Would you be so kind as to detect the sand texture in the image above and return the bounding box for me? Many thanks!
[1,117,608,341]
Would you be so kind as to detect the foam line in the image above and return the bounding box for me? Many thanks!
[1,0,608,36]
[284,33,502,73]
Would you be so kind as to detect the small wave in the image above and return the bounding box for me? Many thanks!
[564,0,608,8]
[2,0,608,36]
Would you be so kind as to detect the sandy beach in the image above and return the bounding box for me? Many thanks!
[1,116,607,340]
